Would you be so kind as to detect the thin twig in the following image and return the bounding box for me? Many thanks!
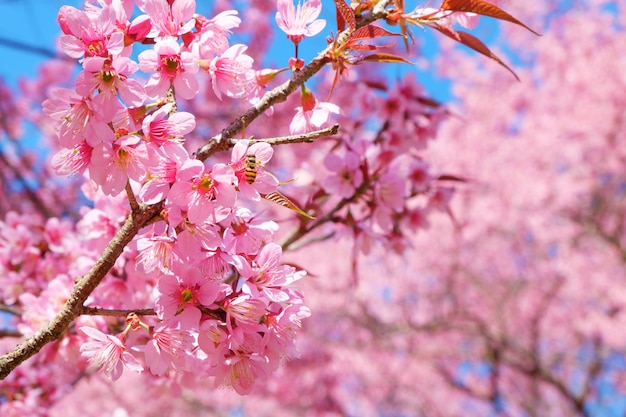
[247,124,339,146]
[81,306,157,317]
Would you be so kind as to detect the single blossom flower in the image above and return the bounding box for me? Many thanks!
[138,38,199,100]
[154,264,220,328]
[76,56,146,123]
[166,159,237,224]
[136,143,186,204]
[189,10,241,56]
[141,324,195,376]
[221,207,279,255]
[142,103,196,147]
[89,133,146,196]
[275,0,326,45]
[322,150,364,199]
[79,326,143,381]
[135,233,178,273]
[58,5,124,59]
[43,88,108,148]
[205,43,254,100]
[136,0,196,39]
[289,87,340,134]
[51,141,94,176]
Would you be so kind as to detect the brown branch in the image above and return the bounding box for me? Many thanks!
[0,303,21,316]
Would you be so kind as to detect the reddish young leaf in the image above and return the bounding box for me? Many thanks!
[431,23,520,81]
[440,0,541,35]
[333,0,356,32]
[351,24,403,42]
[349,43,394,51]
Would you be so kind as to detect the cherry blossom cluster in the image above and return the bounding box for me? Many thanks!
[13,0,327,397]
[0,0,479,412]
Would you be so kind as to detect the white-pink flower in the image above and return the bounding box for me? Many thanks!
[142,324,195,376]
[142,103,196,147]
[208,44,254,100]
[76,56,146,123]
[322,150,364,199]
[289,98,340,135]
[275,0,326,44]
[136,0,196,39]
[193,10,241,56]
[79,326,143,381]
[58,5,124,59]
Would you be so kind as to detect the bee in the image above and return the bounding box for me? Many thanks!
[244,154,258,184]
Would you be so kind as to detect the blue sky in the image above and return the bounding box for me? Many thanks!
[0,0,68,86]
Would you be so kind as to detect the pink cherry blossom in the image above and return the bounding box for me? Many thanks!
[89,134,146,196]
[79,326,143,381]
[43,88,95,148]
[197,318,229,358]
[222,207,279,255]
[142,103,196,147]
[275,0,326,45]
[190,10,241,56]
[217,349,269,395]
[205,44,254,100]
[50,141,94,176]
[166,159,237,224]
[289,87,340,134]
[76,56,146,123]
[154,264,220,328]
[141,324,195,376]
[136,142,189,205]
[322,150,364,199]
[138,38,199,100]
[136,0,196,39]
[58,5,124,59]
[135,233,178,273]
[238,242,306,303]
